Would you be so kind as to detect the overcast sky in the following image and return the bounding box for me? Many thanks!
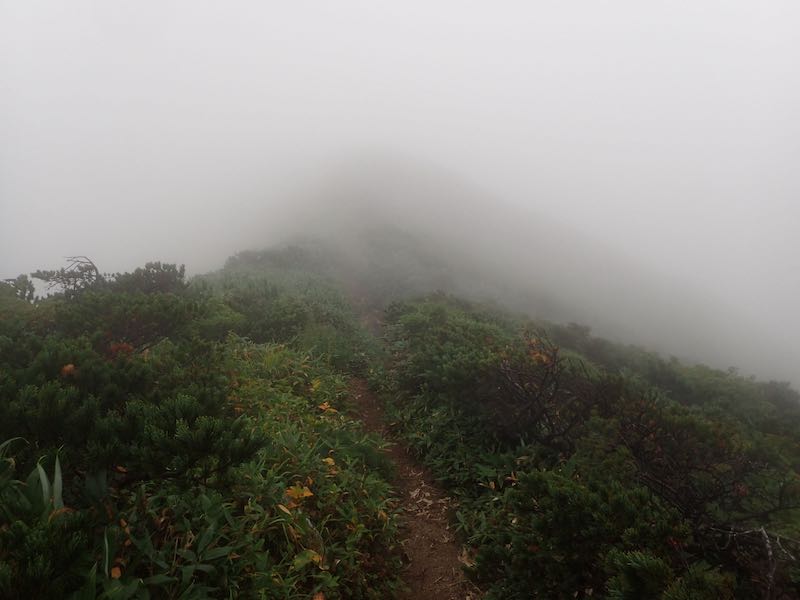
[1,2,798,381]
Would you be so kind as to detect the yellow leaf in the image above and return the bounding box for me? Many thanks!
[277,504,292,515]
[458,548,476,568]
[286,485,314,500]
[322,457,336,466]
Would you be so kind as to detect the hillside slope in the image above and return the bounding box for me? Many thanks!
[0,246,798,598]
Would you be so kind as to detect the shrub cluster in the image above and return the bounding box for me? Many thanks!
[378,296,800,599]
[0,262,400,599]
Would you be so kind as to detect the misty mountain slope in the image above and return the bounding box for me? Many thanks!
[220,235,800,423]
[1,252,799,598]
[3,2,798,597]
[0,264,406,598]
[372,294,800,599]
[262,159,792,386]
[215,244,800,597]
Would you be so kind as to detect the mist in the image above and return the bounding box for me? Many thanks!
[1,2,798,386]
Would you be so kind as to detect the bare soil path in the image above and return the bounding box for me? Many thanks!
[348,378,481,600]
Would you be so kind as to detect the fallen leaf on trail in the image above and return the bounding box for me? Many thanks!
[458,547,477,568]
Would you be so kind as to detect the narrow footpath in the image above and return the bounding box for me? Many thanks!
[348,378,481,600]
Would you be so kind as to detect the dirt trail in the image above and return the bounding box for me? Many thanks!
[348,378,480,600]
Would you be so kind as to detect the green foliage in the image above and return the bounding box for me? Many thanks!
[108,262,187,295]
[605,550,676,599]
[197,266,375,371]
[0,441,91,597]
[0,258,401,598]
[4,245,800,599]
[380,295,800,599]
[32,256,104,299]
[547,320,800,435]
[606,551,735,600]
[2,275,34,303]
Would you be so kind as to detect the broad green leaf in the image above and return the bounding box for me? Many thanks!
[196,523,217,554]
[68,563,97,600]
[143,574,178,586]
[292,549,322,570]
[202,546,233,561]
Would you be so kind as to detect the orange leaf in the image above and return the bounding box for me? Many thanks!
[286,485,314,500]
[48,507,73,522]
[111,566,122,579]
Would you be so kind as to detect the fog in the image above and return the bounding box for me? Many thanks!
[1,2,798,385]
